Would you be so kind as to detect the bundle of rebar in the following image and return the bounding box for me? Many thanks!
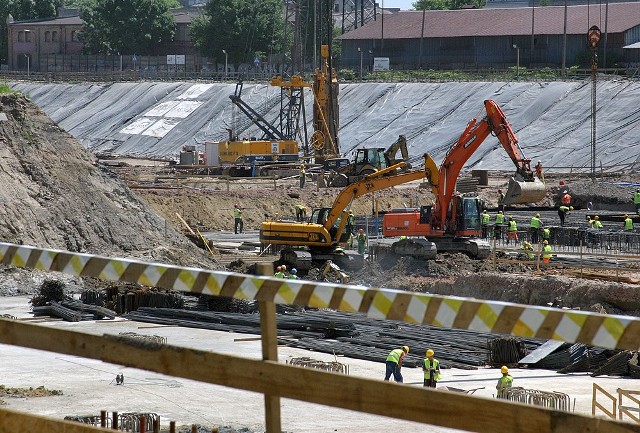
[288,357,349,374]
[61,300,116,319]
[487,337,528,366]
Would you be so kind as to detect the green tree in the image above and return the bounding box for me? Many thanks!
[413,0,486,9]
[190,0,288,64]
[80,0,176,55]
[413,0,451,10]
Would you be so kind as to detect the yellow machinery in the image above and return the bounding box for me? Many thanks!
[260,155,439,270]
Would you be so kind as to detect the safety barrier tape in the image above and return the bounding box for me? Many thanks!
[1,242,638,351]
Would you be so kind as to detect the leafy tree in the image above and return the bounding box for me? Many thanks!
[190,0,289,64]
[413,0,486,10]
[413,0,450,10]
[80,0,176,55]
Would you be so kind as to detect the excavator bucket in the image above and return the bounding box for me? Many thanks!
[502,176,546,205]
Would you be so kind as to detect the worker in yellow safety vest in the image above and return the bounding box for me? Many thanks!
[520,241,535,259]
[506,217,518,244]
[274,265,285,278]
[496,366,513,398]
[542,240,552,263]
[634,189,640,214]
[423,349,441,388]
[529,213,542,244]
[481,210,490,239]
[233,203,243,234]
[384,346,409,383]
[592,215,603,229]
[494,211,506,240]
[624,214,634,231]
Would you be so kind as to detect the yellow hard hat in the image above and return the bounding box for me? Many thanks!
[543,240,549,244]
[569,206,574,211]
[625,214,629,218]
[402,345,410,353]
[501,366,509,374]
[595,216,599,220]
[426,349,435,357]
[281,265,287,271]
[535,213,540,218]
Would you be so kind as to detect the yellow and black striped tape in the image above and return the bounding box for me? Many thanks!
[1,242,638,350]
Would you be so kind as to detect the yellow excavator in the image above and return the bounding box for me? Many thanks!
[260,155,439,270]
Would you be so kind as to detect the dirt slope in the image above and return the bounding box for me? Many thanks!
[0,93,219,271]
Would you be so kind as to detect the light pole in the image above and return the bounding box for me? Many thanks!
[222,49,228,80]
[24,54,30,78]
[512,44,519,79]
[358,47,363,79]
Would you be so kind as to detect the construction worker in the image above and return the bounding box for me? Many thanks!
[561,190,572,206]
[295,204,307,222]
[534,160,544,181]
[497,189,505,212]
[288,268,298,279]
[233,203,243,234]
[496,366,513,399]
[299,164,306,188]
[422,349,441,388]
[624,214,634,231]
[494,210,506,240]
[586,215,595,228]
[558,205,573,226]
[481,209,490,239]
[519,241,535,259]
[274,265,285,278]
[542,227,551,244]
[542,240,552,263]
[529,213,542,244]
[506,216,518,244]
[635,189,640,214]
[356,228,367,256]
[281,264,288,278]
[593,215,603,229]
[346,211,355,235]
[384,346,409,383]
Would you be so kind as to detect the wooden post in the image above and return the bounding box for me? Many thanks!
[140,416,146,433]
[153,417,160,433]
[169,421,176,433]
[492,236,497,271]
[191,425,197,433]
[112,412,118,430]
[580,240,584,279]
[100,410,106,428]
[256,262,281,433]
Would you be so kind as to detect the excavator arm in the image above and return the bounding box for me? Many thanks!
[324,155,434,231]
[432,100,543,231]
[384,135,409,165]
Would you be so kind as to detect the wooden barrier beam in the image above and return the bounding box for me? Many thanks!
[0,320,638,433]
[0,407,114,433]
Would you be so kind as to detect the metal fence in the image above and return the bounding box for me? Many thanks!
[502,387,572,411]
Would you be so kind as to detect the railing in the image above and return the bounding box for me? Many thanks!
[592,384,640,424]
[1,242,639,433]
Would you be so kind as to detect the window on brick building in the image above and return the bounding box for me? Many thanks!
[25,31,31,42]
[18,31,24,42]
[52,31,58,42]
[45,31,51,42]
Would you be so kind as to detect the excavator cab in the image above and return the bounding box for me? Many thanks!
[354,148,388,173]
[456,196,482,232]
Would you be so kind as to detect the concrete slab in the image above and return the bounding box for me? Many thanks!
[1,296,638,432]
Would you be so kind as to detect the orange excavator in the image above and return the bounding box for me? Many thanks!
[381,99,546,258]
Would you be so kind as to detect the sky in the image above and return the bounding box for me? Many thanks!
[382,0,416,10]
